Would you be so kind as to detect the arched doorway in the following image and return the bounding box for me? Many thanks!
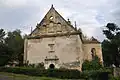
[49,64,55,69]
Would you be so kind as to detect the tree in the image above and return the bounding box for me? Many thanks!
[102,23,120,67]
[0,29,5,43]
[0,29,12,66]
[5,29,24,66]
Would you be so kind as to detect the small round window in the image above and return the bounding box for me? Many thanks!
[50,16,53,20]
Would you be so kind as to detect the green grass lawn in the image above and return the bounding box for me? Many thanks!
[0,72,62,80]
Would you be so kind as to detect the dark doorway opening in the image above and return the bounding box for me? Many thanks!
[49,64,55,69]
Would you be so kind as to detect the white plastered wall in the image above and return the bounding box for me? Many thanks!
[24,35,84,69]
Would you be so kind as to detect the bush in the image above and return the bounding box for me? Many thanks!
[82,56,102,71]
[28,64,35,68]
[0,67,82,79]
[82,70,110,80]
[0,67,111,79]
[0,56,9,66]
[109,76,120,80]
[36,63,45,69]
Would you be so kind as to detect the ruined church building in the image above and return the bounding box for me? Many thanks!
[24,5,103,70]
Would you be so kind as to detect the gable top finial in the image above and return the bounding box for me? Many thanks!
[51,4,54,8]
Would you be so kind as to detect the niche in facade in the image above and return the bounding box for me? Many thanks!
[56,22,62,32]
[91,48,96,60]
[48,44,55,53]
[48,22,54,33]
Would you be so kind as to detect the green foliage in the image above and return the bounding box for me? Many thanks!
[5,29,24,66]
[36,63,45,69]
[0,72,60,80]
[109,76,120,80]
[0,67,111,79]
[102,23,120,67]
[0,67,82,79]
[0,29,24,66]
[0,29,12,66]
[28,64,35,68]
[82,70,109,80]
[0,29,5,43]
[82,56,102,71]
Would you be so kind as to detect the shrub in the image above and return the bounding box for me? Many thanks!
[82,56,102,71]
[0,67,110,79]
[36,63,45,69]
[109,76,120,80]
[82,70,109,80]
[0,56,9,66]
[0,67,82,79]
[28,64,35,68]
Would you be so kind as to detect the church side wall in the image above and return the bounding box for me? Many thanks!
[83,43,103,62]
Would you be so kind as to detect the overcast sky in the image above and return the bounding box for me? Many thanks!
[0,0,120,41]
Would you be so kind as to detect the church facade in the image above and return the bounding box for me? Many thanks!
[24,5,103,70]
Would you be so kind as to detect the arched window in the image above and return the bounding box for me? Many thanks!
[91,48,96,60]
